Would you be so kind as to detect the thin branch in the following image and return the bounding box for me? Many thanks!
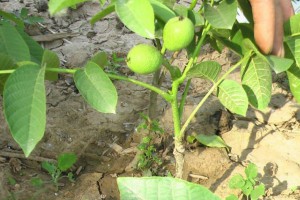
[0,151,57,163]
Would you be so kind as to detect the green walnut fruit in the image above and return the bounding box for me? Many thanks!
[163,16,194,51]
[126,44,162,75]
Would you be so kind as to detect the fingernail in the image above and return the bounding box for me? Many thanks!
[273,44,285,57]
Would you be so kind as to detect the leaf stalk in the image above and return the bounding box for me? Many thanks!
[179,51,253,136]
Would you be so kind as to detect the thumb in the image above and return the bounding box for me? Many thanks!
[250,0,276,54]
[272,0,284,57]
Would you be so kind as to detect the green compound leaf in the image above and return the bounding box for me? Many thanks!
[237,0,253,24]
[241,56,272,110]
[241,180,253,196]
[284,13,300,36]
[16,27,44,65]
[90,51,108,68]
[217,79,248,116]
[0,53,16,93]
[116,0,155,39]
[187,61,221,83]
[188,10,204,27]
[3,63,46,157]
[225,194,239,200]
[250,184,265,200]
[90,4,115,26]
[48,0,90,15]
[58,153,77,171]
[90,1,171,26]
[285,36,300,67]
[74,61,117,113]
[284,14,300,67]
[157,0,176,9]
[204,0,238,29]
[42,50,60,81]
[245,163,258,180]
[266,55,293,74]
[173,4,188,17]
[287,64,300,103]
[149,0,176,23]
[242,38,262,57]
[207,36,224,53]
[186,135,196,144]
[229,174,245,189]
[228,26,255,56]
[117,177,221,200]
[30,177,44,188]
[42,161,57,174]
[0,10,25,28]
[195,134,230,149]
[0,22,30,62]
[166,65,181,81]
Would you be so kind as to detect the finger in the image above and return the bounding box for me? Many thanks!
[250,0,276,54]
[272,0,284,57]
[280,0,294,21]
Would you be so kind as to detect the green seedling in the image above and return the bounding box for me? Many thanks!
[42,153,77,189]
[227,163,265,200]
[16,8,44,25]
[30,177,44,188]
[0,8,43,28]
[136,113,163,173]
[137,113,164,134]
[137,136,162,172]
[105,52,126,74]
[7,177,17,186]
[290,186,298,194]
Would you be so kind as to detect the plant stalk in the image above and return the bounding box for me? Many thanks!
[178,79,191,120]
[170,81,185,178]
[0,70,15,74]
[171,23,211,178]
[148,39,166,119]
[0,68,77,74]
[176,24,211,85]
[0,67,172,102]
[46,68,76,74]
[180,51,253,136]
[148,69,161,119]
[107,73,172,102]
[189,0,198,10]
[171,82,181,139]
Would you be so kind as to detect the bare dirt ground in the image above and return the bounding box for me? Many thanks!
[1,1,300,200]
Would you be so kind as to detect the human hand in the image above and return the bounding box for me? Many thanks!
[250,0,294,57]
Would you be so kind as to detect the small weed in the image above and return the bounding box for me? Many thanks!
[0,8,43,27]
[289,186,298,194]
[105,52,126,74]
[30,177,44,188]
[136,113,164,173]
[137,136,162,171]
[15,8,44,25]
[42,153,77,189]
[137,113,164,134]
[227,163,265,200]
[7,177,16,186]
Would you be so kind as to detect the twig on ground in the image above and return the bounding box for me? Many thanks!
[162,141,174,158]
[37,22,74,44]
[31,32,80,42]
[188,173,209,180]
[0,151,57,163]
